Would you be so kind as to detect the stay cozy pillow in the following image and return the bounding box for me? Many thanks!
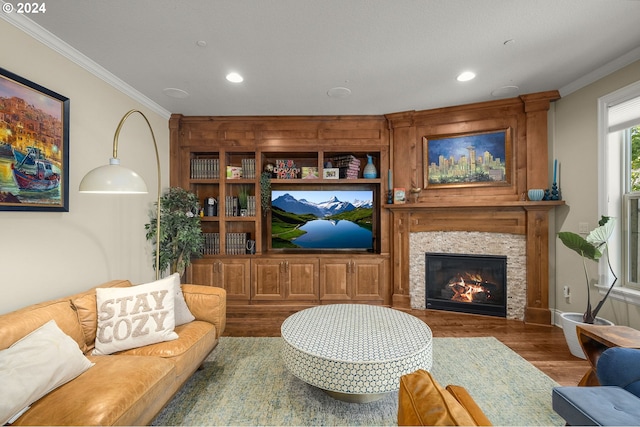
[141,273,195,326]
[0,320,94,425]
[93,278,179,355]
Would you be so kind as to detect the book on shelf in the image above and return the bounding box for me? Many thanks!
[225,196,240,216]
[203,232,220,255]
[225,232,249,255]
[246,195,256,216]
[241,158,256,179]
[332,155,361,179]
[190,158,219,179]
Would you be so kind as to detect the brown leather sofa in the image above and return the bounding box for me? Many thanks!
[0,279,226,426]
[398,369,492,426]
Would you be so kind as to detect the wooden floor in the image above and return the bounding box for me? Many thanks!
[223,307,590,386]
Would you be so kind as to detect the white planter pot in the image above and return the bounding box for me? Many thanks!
[559,312,614,359]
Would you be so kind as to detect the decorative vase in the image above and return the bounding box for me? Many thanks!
[363,155,377,179]
[528,189,544,201]
[560,312,614,359]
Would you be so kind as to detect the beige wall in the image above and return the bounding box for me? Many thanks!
[0,20,170,314]
[552,59,640,328]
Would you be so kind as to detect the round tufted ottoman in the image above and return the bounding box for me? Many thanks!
[281,304,433,403]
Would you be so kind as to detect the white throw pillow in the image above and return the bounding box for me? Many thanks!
[0,320,94,425]
[93,278,178,355]
[141,273,195,326]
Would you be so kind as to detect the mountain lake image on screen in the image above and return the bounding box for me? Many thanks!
[270,190,374,250]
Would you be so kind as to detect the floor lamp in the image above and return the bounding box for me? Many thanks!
[79,109,161,280]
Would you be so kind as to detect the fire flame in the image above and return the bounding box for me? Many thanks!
[447,274,492,303]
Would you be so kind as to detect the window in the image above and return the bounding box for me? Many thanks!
[600,80,640,303]
[623,126,640,287]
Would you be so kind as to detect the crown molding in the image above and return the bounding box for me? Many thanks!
[560,46,640,97]
[1,8,171,120]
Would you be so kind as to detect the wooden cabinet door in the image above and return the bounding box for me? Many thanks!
[188,262,217,287]
[351,258,385,302]
[319,258,352,301]
[218,259,251,301]
[187,259,249,301]
[284,258,319,301]
[251,259,286,300]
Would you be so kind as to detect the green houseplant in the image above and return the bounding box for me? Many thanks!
[557,216,617,358]
[558,216,617,324]
[145,187,204,278]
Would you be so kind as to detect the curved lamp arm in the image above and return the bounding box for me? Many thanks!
[79,109,162,280]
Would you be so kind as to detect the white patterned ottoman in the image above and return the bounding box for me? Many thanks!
[281,304,433,403]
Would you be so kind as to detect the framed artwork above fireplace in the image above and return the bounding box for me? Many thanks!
[423,128,511,189]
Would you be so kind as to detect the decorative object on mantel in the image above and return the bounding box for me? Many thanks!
[387,169,393,204]
[409,186,422,203]
[527,189,544,201]
[545,159,562,200]
[557,216,617,358]
[393,188,406,204]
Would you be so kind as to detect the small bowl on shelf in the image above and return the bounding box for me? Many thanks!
[527,189,544,201]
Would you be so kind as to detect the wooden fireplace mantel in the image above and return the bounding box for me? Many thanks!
[387,200,564,325]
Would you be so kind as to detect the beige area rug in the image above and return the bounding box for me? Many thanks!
[152,336,564,426]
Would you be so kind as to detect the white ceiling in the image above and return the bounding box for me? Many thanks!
[15,0,640,116]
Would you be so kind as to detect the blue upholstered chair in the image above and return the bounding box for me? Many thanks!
[552,347,640,426]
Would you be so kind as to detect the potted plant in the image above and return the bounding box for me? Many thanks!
[145,187,204,279]
[557,216,617,358]
[260,171,271,215]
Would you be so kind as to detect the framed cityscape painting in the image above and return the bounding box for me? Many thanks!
[0,67,70,211]
[423,128,511,189]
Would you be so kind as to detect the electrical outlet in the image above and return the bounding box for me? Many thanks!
[563,285,570,297]
[578,222,589,234]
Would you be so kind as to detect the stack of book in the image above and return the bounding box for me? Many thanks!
[246,195,257,216]
[226,232,248,255]
[203,232,220,255]
[241,158,256,179]
[191,158,219,179]
[331,155,361,179]
[225,196,240,216]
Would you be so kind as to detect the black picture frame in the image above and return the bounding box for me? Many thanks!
[0,67,70,211]
[423,128,511,189]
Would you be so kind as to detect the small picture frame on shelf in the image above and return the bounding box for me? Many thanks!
[323,168,339,179]
[393,188,406,204]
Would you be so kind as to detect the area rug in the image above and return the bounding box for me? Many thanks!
[152,336,563,426]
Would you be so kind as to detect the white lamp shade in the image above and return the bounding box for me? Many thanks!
[79,158,148,194]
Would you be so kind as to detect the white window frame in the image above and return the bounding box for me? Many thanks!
[598,80,640,305]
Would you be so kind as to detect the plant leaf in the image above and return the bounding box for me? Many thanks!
[558,231,602,261]
[586,216,615,247]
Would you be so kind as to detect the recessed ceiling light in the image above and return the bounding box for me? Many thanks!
[457,71,476,82]
[226,72,244,83]
[163,88,190,99]
[491,85,520,97]
[327,87,352,98]
[196,40,207,47]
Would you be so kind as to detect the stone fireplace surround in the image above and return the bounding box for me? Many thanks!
[388,202,562,325]
[410,231,526,320]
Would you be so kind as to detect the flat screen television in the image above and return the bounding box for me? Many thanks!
[270,189,374,251]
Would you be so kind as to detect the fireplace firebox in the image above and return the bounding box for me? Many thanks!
[425,252,507,317]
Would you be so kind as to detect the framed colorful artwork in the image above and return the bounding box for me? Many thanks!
[423,128,511,189]
[0,67,70,211]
